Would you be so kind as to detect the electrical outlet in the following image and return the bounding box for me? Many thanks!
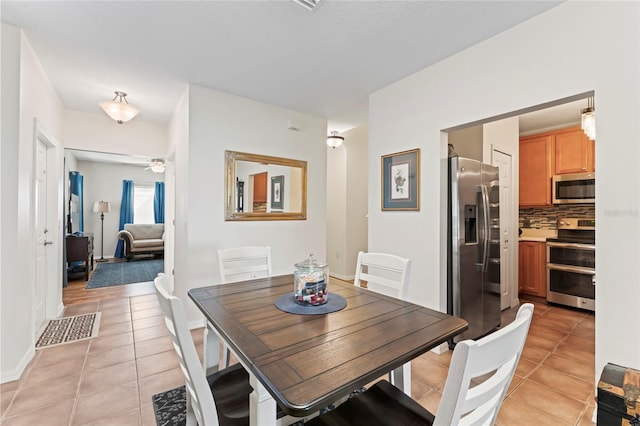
[336,251,340,259]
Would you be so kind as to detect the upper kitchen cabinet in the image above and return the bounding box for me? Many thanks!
[554,126,595,174]
[519,126,595,207]
[519,134,553,207]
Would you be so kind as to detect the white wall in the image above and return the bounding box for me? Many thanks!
[326,125,368,280]
[74,160,165,259]
[448,125,483,160]
[1,24,65,382]
[345,126,369,277]
[166,87,190,295]
[63,109,168,158]
[1,22,23,384]
[369,2,640,376]
[326,142,348,277]
[174,84,327,322]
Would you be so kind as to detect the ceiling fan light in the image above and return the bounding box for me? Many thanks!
[149,159,165,173]
[327,131,344,149]
[99,91,140,124]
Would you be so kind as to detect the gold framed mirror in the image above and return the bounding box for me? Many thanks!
[225,150,307,221]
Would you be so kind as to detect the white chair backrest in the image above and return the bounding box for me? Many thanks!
[434,303,534,426]
[154,273,219,426]
[217,246,272,283]
[353,251,411,299]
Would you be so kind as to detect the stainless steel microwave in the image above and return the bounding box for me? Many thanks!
[552,172,595,204]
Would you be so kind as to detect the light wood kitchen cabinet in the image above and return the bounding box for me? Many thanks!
[519,134,553,207]
[519,126,595,207]
[518,241,546,298]
[554,126,595,174]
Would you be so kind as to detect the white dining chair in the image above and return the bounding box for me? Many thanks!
[354,251,412,394]
[306,303,534,426]
[209,246,272,370]
[217,246,272,284]
[354,251,411,298]
[154,273,253,426]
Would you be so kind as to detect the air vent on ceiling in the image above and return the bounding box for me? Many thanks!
[291,0,324,12]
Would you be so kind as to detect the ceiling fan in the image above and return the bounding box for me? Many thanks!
[145,159,165,173]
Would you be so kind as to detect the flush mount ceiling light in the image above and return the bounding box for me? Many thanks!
[146,159,165,173]
[291,0,324,11]
[581,96,596,141]
[327,131,344,149]
[99,91,140,124]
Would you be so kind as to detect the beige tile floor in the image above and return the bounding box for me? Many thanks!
[0,295,595,425]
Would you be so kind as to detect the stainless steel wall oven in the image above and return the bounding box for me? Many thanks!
[546,218,595,311]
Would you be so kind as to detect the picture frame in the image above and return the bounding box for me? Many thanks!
[381,148,420,211]
[270,175,284,210]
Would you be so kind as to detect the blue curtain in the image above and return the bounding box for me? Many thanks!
[69,171,84,233]
[114,180,134,258]
[154,181,165,224]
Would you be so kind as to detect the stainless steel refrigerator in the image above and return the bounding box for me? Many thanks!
[447,156,501,346]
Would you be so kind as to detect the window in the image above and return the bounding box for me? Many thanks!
[133,183,155,224]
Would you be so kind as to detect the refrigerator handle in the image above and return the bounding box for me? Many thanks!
[481,184,490,272]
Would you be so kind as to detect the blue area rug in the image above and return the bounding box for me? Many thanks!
[86,259,163,289]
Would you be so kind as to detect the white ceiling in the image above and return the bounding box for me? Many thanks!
[2,0,564,132]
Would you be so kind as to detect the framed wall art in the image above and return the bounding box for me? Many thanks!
[270,175,284,210]
[381,148,420,211]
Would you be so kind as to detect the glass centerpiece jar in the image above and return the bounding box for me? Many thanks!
[294,254,329,306]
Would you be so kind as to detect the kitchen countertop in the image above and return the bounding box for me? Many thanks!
[519,228,557,242]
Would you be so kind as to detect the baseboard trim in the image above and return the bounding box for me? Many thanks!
[431,342,450,355]
[329,272,354,281]
[0,346,35,384]
[188,318,207,330]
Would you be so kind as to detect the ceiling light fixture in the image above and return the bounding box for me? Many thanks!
[147,159,165,173]
[291,0,324,12]
[581,96,596,140]
[99,91,140,124]
[327,131,344,149]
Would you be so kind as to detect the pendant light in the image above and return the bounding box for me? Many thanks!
[99,91,140,124]
[581,96,596,140]
[326,131,344,149]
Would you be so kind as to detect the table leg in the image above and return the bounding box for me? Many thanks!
[202,324,220,373]
[390,361,412,396]
[249,372,277,426]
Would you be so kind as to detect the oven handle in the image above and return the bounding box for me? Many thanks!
[546,241,595,250]
[547,263,596,275]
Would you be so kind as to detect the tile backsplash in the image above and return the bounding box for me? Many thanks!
[519,205,595,229]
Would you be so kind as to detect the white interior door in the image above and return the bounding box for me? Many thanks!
[492,148,513,310]
[34,139,49,336]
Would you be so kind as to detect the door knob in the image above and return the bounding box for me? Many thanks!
[44,240,53,246]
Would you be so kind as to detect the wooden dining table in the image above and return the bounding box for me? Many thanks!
[188,275,468,426]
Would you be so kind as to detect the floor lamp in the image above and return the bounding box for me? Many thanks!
[92,201,111,262]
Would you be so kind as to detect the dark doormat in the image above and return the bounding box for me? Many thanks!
[152,385,187,426]
[86,259,163,289]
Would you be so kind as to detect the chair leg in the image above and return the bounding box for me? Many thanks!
[185,391,198,426]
